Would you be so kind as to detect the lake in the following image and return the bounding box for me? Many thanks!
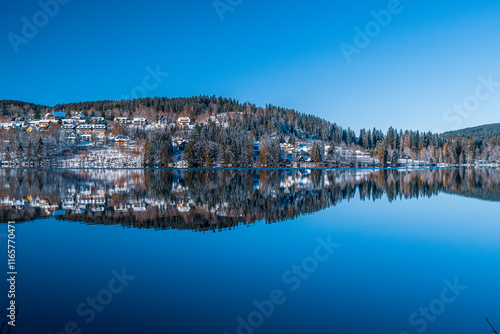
[1,168,500,334]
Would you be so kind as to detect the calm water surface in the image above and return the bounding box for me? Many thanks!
[1,169,499,334]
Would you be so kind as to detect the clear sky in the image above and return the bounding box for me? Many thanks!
[1,0,500,133]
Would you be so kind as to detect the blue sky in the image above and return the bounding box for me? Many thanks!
[1,0,500,132]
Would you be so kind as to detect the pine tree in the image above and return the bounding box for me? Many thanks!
[377,143,388,167]
[467,139,475,164]
[143,139,152,167]
[311,141,323,163]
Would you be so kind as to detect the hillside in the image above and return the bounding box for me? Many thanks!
[0,97,499,167]
[442,123,500,137]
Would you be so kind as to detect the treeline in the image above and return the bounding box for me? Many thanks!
[366,127,500,166]
[1,97,500,166]
[0,129,72,165]
[143,132,174,167]
[443,123,500,136]
[1,96,357,142]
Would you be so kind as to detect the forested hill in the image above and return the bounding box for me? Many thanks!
[1,96,500,167]
[0,96,359,142]
[442,123,500,137]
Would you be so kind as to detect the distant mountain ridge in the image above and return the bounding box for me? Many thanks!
[443,123,500,137]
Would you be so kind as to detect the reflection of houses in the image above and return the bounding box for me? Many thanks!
[114,117,129,124]
[177,117,190,126]
[114,204,131,212]
[112,183,132,194]
[0,196,28,210]
[77,194,106,205]
[31,198,50,208]
[80,134,92,142]
[176,203,191,212]
[175,198,194,212]
[30,197,59,214]
[115,136,130,144]
[91,117,105,124]
[132,203,147,211]
[62,198,76,209]
[62,187,107,211]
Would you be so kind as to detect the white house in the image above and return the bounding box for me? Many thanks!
[132,117,147,126]
[177,117,190,126]
[158,116,169,125]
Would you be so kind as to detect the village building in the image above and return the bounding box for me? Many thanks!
[115,135,131,144]
[26,125,40,132]
[76,124,93,135]
[71,114,87,125]
[132,117,147,126]
[45,111,67,122]
[80,134,92,142]
[62,122,76,130]
[280,143,295,153]
[177,117,190,126]
[158,116,169,126]
[92,124,107,134]
[37,120,52,129]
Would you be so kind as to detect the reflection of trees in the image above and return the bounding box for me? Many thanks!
[0,168,499,231]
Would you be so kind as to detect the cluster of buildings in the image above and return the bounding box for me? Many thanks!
[114,116,147,126]
[0,112,108,140]
[0,116,54,132]
[59,114,107,143]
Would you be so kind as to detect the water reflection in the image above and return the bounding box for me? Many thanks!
[1,168,499,231]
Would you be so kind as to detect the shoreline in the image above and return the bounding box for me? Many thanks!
[1,166,499,171]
